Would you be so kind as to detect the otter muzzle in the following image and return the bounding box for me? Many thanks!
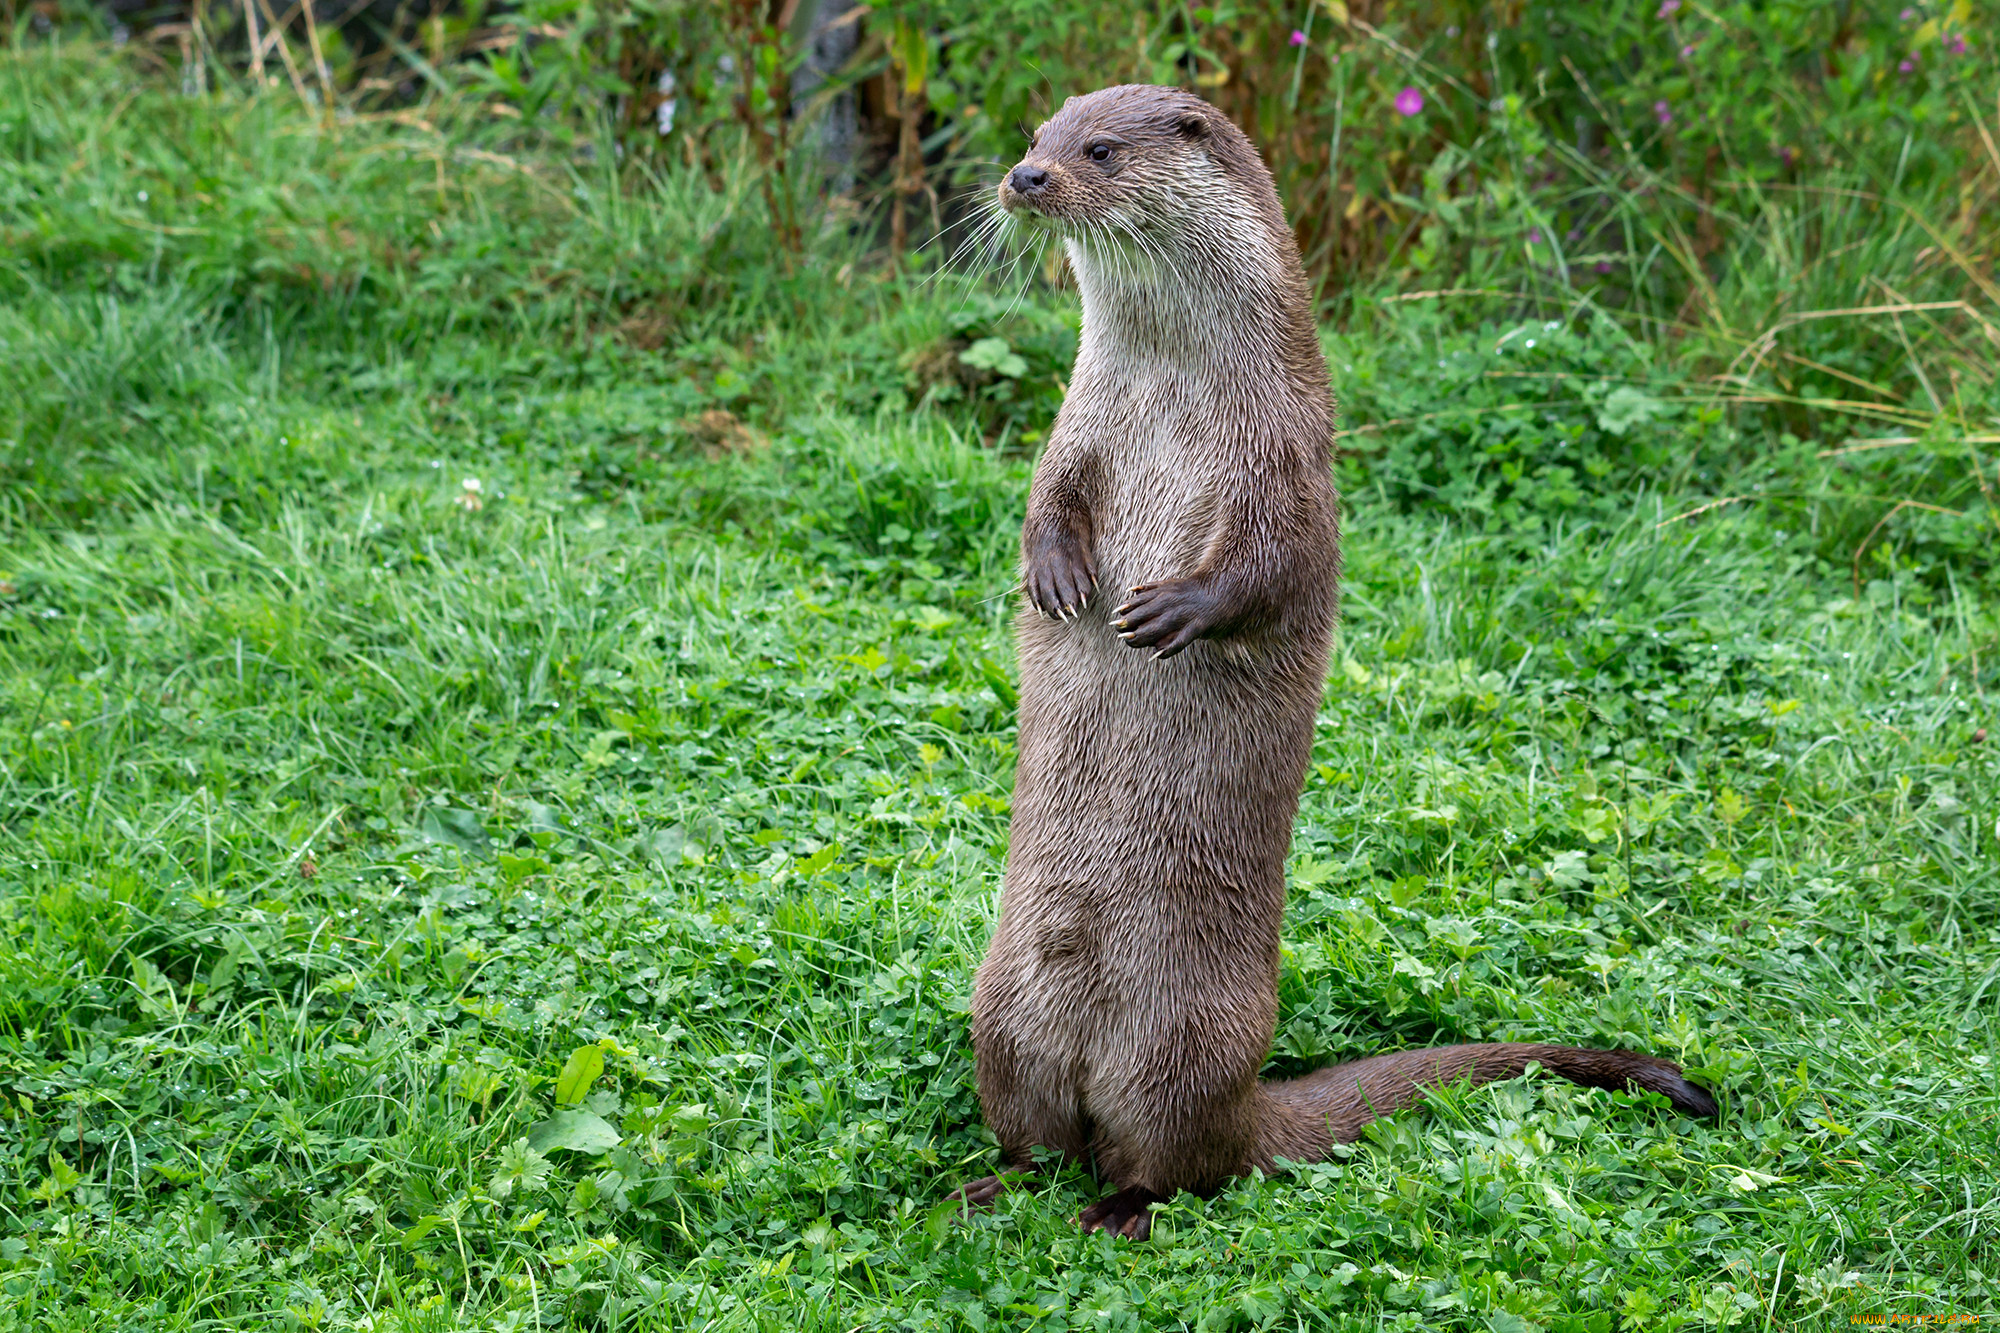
[998,162,1052,215]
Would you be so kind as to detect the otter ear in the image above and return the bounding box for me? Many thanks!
[1174,110,1210,140]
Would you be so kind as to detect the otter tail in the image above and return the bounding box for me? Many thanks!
[1253,1043,1717,1165]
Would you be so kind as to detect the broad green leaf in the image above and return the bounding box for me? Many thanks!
[1543,849,1590,890]
[553,1044,605,1106]
[959,337,1027,379]
[1595,385,1665,435]
[977,656,1017,708]
[418,806,489,854]
[452,1063,504,1109]
[526,1109,622,1155]
[669,1103,711,1135]
[1575,803,1620,844]
[32,1151,82,1202]
[1627,791,1681,836]
[1698,843,1743,883]
[640,826,686,866]
[400,1214,447,1248]
[489,1138,551,1200]
[205,946,240,991]
[130,956,175,1019]
[495,851,549,884]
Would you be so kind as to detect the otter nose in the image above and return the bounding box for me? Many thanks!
[1007,165,1049,196]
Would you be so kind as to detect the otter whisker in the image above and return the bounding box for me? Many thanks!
[994,222,1049,325]
[1090,220,1139,297]
[1116,213,1193,316]
[920,196,995,258]
[1077,226,1115,295]
[1134,221,1186,292]
[1109,223,1143,292]
[914,175,1008,253]
[941,204,1004,265]
[1108,215,1163,289]
[929,196,1018,292]
[1111,220,1146,287]
[946,206,1013,278]
[966,204,1031,300]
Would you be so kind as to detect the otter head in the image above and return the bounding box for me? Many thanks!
[996,84,1285,265]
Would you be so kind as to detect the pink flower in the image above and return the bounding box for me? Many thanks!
[1900,6,1916,18]
[1654,99,1672,126]
[1681,43,1697,57]
[1528,228,1543,243]
[1899,55,1917,72]
[1779,145,1796,167]
[1290,28,1307,46]
[1394,86,1424,117]
[1594,261,1614,274]
[1946,34,1968,54]
[1657,0,1680,14]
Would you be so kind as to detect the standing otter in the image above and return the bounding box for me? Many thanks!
[955,85,1717,1241]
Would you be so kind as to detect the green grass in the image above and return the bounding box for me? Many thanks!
[3,39,2000,1333]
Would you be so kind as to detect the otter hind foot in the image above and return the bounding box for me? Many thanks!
[1078,1186,1165,1241]
[946,1175,1012,1211]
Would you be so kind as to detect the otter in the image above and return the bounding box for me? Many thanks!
[953,84,1717,1241]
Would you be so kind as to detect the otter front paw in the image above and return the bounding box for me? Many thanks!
[1023,535,1097,620]
[1114,578,1223,658]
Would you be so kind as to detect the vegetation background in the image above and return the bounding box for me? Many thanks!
[2,0,1998,1329]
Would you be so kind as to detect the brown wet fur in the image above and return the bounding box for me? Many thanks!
[962,84,1718,1238]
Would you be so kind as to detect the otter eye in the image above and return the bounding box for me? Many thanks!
[1089,142,1113,163]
